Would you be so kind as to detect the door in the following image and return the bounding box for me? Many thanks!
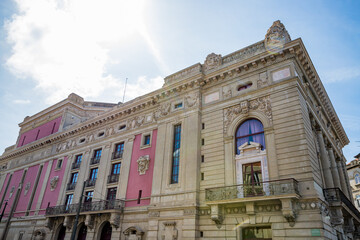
[242,226,272,239]
[242,162,263,196]
[77,224,87,240]
[100,222,112,240]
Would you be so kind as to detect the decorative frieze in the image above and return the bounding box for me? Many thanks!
[224,96,272,133]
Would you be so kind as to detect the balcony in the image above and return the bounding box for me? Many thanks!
[108,174,120,184]
[205,178,299,204]
[90,157,101,165]
[112,151,123,160]
[66,182,76,191]
[45,199,125,216]
[85,179,96,188]
[324,188,360,220]
[72,161,81,169]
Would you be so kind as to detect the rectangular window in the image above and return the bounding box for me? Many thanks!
[171,124,181,184]
[56,159,63,169]
[174,102,183,109]
[35,130,40,140]
[75,154,82,164]
[111,163,121,175]
[51,122,56,134]
[21,136,26,146]
[144,135,151,145]
[89,168,98,181]
[65,194,73,206]
[70,172,78,183]
[85,191,94,203]
[113,142,124,159]
[107,187,117,201]
[93,149,102,160]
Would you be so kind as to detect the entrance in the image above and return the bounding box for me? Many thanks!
[77,224,87,240]
[242,226,272,240]
[242,162,263,196]
[57,225,66,240]
[100,222,112,240]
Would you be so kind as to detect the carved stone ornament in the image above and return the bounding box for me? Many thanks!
[124,226,144,240]
[223,89,232,99]
[185,92,199,108]
[33,229,46,240]
[154,103,171,120]
[203,53,222,71]
[50,176,59,191]
[127,115,145,130]
[223,96,272,133]
[265,20,291,53]
[24,182,31,196]
[137,155,150,175]
[110,212,121,229]
[162,222,178,240]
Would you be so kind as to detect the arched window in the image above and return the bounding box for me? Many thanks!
[355,173,360,184]
[235,119,265,154]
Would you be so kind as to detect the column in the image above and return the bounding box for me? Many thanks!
[341,159,353,201]
[336,158,349,197]
[316,131,334,188]
[327,147,341,189]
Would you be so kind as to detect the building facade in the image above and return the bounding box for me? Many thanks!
[0,21,359,240]
[347,155,360,212]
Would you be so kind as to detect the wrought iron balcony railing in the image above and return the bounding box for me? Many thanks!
[45,199,125,216]
[66,182,76,191]
[72,161,81,169]
[90,157,101,165]
[205,178,299,202]
[108,174,120,184]
[323,188,360,220]
[85,179,96,188]
[112,151,123,160]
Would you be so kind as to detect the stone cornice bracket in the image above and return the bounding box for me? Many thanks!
[110,212,121,229]
[280,199,297,227]
[210,204,223,229]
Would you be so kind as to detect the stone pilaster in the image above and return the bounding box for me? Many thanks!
[118,136,135,199]
[327,147,341,189]
[316,131,334,188]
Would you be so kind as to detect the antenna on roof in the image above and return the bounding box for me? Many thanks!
[122,78,128,103]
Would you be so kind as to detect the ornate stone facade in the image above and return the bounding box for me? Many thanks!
[0,21,355,240]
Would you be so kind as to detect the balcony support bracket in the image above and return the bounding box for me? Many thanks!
[85,214,94,229]
[63,216,73,230]
[210,204,223,229]
[280,199,297,227]
[110,212,121,229]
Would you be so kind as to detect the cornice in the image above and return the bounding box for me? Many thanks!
[1,36,349,160]
[292,38,349,147]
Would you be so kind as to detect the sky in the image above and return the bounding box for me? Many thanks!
[0,0,359,161]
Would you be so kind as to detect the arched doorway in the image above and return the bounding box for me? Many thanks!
[100,221,112,240]
[57,224,66,240]
[77,224,87,240]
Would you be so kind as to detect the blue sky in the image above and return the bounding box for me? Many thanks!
[0,0,359,161]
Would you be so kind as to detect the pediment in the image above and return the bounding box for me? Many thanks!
[237,141,263,156]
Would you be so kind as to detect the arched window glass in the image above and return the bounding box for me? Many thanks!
[355,174,360,184]
[235,119,265,154]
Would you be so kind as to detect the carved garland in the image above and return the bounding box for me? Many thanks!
[223,96,272,133]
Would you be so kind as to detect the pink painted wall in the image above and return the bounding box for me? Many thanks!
[13,165,40,217]
[29,161,49,216]
[0,173,10,202]
[17,116,62,147]
[125,129,157,207]
[39,157,68,215]
[3,169,24,215]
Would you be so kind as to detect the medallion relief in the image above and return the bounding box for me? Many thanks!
[137,155,150,175]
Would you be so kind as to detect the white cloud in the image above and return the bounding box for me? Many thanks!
[323,66,360,83]
[5,0,166,104]
[13,99,31,104]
